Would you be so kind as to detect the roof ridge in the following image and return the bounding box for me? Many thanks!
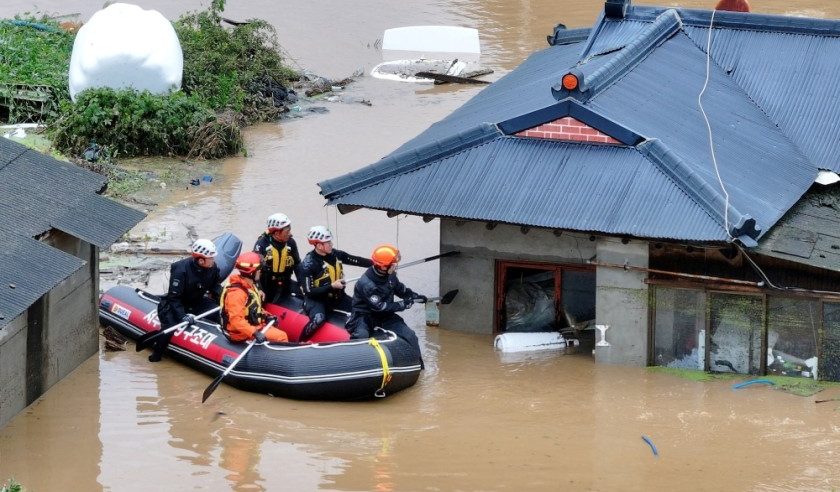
[637,138,760,244]
[627,4,840,37]
[0,138,28,172]
[555,9,682,102]
[319,123,502,199]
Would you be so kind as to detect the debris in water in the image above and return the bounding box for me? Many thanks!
[102,325,128,351]
[732,379,775,390]
[641,435,658,457]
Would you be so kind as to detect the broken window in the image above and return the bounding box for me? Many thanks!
[496,262,595,334]
[766,297,819,378]
[653,287,706,370]
[821,302,840,381]
[709,293,764,375]
[502,266,555,332]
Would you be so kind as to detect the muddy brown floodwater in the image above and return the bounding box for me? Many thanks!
[3,0,840,490]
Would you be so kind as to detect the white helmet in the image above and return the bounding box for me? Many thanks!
[191,238,217,258]
[266,213,291,232]
[307,225,333,245]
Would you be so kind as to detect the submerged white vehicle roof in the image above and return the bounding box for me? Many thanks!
[381,26,480,54]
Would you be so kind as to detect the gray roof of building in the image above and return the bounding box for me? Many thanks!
[320,1,840,248]
[0,137,145,327]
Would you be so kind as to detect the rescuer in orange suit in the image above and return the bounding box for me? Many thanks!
[220,252,289,343]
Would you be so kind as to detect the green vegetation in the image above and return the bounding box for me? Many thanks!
[174,0,297,123]
[1,478,23,492]
[51,89,242,158]
[647,366,738,382]
[0,17,73,122]
[760,375,838,397]
[2,0,296,158]
[648,366,840,396]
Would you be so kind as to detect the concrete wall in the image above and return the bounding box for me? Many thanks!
[594,237,649,366]
[0,230,99,429]
[439,220,596,334]
[0,313,28,428]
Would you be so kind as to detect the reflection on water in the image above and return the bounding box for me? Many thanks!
[3,0,840,490]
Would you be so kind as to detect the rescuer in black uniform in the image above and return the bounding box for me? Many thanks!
[253,212,302,303]
[148,238,222,362]
[346,243,427,367]
[298,226,372,341]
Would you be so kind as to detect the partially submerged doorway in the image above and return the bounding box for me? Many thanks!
[494,260,596,340]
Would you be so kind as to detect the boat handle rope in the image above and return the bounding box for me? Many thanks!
[368,338,391,398]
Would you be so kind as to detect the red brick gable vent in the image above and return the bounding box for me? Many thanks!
[515,116,621,144]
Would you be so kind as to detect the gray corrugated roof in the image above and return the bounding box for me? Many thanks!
[586,29,815,241]
[328,136,726,241]
[0,137,146,328]
[319,2,840,248]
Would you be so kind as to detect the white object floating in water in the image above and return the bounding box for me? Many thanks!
[371,58,467,84]
[493,332,578,353]
[382,26,480,54]
[69,3,183,100]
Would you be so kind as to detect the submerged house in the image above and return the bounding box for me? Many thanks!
[0,137,144,427]
[319,0,840,381]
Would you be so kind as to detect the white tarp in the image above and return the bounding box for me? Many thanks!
[69,3,183,100]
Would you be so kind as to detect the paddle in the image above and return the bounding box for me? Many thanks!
[202,318,276,403]
[416,289,459,305]
[344,250,460,283]
[135,306,221,352]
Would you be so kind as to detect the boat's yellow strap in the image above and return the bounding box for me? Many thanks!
[368,338,391,395]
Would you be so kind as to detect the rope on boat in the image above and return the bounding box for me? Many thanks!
[369,338,392,397]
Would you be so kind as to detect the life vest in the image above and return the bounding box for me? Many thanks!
[219,281,264,328]
[313,260,343,290]
[266,243,294,274]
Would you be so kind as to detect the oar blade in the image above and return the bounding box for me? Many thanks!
[439,289,459,305]
[202,374,225,403]
[135,330,160,352]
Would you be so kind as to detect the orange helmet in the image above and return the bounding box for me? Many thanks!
[235,251,262,276]
[371,244,400,269]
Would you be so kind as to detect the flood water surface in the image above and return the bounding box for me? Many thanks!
[3,0,840,490]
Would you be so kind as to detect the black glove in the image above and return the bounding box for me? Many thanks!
[414,294,428,303]
[182,314,196,325]
[402,297,414,309]
[253,331,267,344]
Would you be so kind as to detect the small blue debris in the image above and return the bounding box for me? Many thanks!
[202,175,213,182]
[642,435,658,457]
[733,379,775,390]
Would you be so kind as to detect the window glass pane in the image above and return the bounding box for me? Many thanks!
[561,270,595,328]
[709,293,764,375]
[767,297,819,379]
[653,287,706,369]
[821,302,840,381]
[503,267,555,332]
